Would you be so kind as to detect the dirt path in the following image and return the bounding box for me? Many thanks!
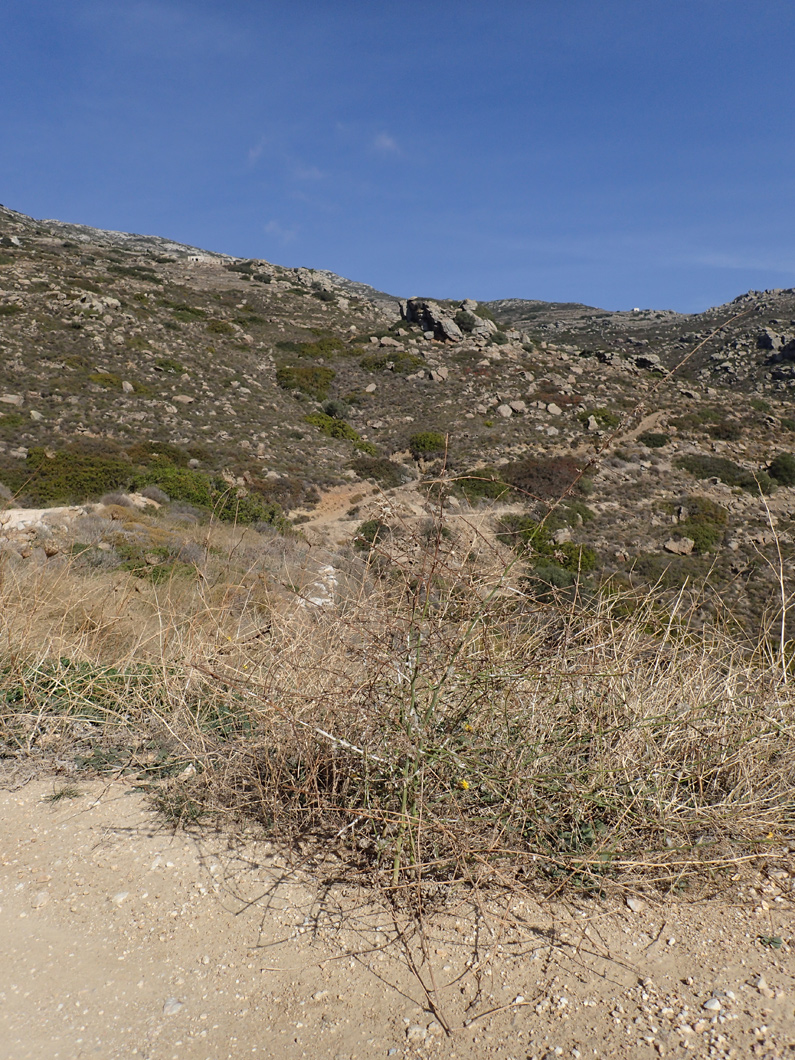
[2,780,794,1060]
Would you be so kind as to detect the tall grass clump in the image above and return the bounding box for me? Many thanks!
[1,505,792,905]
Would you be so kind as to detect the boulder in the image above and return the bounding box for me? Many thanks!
[664,537,695,556]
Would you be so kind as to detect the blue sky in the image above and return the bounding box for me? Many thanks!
[3,1,795,312]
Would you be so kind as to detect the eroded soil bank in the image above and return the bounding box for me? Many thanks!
[1,779,794,1060]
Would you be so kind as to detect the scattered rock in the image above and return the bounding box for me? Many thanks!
[664,537,695,556]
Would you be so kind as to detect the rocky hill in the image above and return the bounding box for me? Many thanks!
[2,202,795,637]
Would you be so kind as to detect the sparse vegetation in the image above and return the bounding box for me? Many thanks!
[408,431,446,459]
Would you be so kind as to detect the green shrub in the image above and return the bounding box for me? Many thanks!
[322,398,350,420]
[708,420,742,441]
[490,331,509,345]
[578,408,621,430]
[165,303,206,322]
[750,398,771,412]
[354,519,390,550]
[109,264,159,283]
[408,431,446,459]
[349,457,409,488]
[454,467,512,503]
[768,452,795,486]
[780,417,795,432]
[155,357,187,375]
[670,495,729,553]
[132,464,286,527]
[475,305,496,321]
[496,514,597,573]
[88,372,123,390]
[676,455,774,493]
[276,364,336,400]
[207,319,233,335]
[0,304,23,316]
[637,431,670,448]
[2,447,133,505]
[305,413,376,454]
[360,351,425,374]
[454,310,476,333]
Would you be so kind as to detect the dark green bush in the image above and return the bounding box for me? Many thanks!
[0,304,23,316]
[155,357,187,374]
[276,364,336,400]
[676,455,774,493]
[454,310,476,333]
[497,514,597,573]
[780,418,795,432]
[708,420,742,441]
[207,319,234,335]
[2,447,133,505]
[408,431,446,459]
[305,413,376,454]
[637,431,670,448]
[132,464,286,527]
[88,372,123,390]
[768,452,795,486]
[322,399,350,420]
[360,351,425,374]
[354,519,390,550]
[109,264,159,283]
[454,468,513,503]
[750,398,771,412]
[349,457,409,488]
[578,408,621,430]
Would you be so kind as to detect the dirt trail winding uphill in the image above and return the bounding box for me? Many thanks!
[2,780,795,1060]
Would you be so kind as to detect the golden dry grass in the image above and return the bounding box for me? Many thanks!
[1,510,793,905]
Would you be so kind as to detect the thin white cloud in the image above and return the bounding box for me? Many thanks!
[373,132,400,155]
[294,164,324,181]
[264,220,297,245]
[248,138,268,165]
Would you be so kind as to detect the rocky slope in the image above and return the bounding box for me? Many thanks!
[1,203,795,636]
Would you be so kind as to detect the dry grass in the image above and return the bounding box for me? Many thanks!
[1,508,793,906]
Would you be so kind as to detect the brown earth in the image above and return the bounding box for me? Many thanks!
[2,779,794,1060]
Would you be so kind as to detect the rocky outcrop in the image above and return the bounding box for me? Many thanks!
[402,298,463,341]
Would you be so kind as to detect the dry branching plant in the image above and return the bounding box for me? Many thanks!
[1,502,793,910]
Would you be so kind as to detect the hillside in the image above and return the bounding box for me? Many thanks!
[1,203,795,637]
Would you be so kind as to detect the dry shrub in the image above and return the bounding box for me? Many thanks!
[1,510,793,904]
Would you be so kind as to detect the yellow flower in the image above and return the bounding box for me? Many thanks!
[457,779,470,791]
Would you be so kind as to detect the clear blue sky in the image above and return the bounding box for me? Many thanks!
[3,1,795,312]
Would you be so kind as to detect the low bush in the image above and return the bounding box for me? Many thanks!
[305,413,377,455]
[360,351,425,374]
[768,452,795,486]
[502,455,584,499]
[207,319,234,336]
[276,364,336,400]
[676,455,774,493]
[637,431,670,448]
[155,357,188,374]
[708,420,742,441]
[349,457,410,489]
[578,408,621,430]
[1,446,133,505]
[354,519,390,550]
[497,514,597,574]
[408,431,446,460]
[671,495,729,554]
[454,467,513,503]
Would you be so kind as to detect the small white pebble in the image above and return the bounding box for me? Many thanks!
[703,998,721,1012]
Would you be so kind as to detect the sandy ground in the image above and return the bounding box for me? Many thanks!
[2,779,794,1060]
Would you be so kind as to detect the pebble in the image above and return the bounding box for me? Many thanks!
[31,890,49,909]
[405,1025,427,1042]
[162,997,184,1015]
[112,891,129,905]
[626,897,645,913]
[703,998,722,1012]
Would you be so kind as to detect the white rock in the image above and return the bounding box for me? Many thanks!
[626,896,645,913]
[162,998,184,1015]
[497,404,513,418]
[405,1025,427,1042]
[702,998,721,1012]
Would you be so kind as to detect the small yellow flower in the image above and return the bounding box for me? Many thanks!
[463,722,474,733]
[457,779,470,791]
